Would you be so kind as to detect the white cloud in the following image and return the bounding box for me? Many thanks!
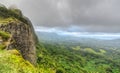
[35,26,120,40]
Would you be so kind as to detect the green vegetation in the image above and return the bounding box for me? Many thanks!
[0,30,39,73]
[0,44,6,50]
[0,4,120,73]
[0,49,38,73]
[0,6,28,24]
[36,42,120,73]
[1,36,120,73]
[0,17,17,24]
[0,31,10,40]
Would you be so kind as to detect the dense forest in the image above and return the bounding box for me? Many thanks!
[36,38,120,73]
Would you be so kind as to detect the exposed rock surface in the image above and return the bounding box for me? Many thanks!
[0,5,37,65]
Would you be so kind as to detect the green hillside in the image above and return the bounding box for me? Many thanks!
[0,30,37,73]
[36,42,120,73]
[0,49,37,73]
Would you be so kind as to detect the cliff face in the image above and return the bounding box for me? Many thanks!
[0,5,37,65]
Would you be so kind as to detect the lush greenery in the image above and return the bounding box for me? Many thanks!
[0,31,10,39]
[0,4,120,73]
[0,49,38,73]
[0,32,119,73]
[36,41,120,73]
[0,30,38,73]
[0,6,28,24]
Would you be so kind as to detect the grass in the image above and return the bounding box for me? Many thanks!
[0,31,10,40]
[0,49,38,73]
[0,44,6,50]
[0,17,17,24]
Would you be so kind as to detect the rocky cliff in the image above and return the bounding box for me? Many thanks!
[0,5,37,65]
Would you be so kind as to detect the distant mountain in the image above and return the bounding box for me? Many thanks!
[36,31,120,50]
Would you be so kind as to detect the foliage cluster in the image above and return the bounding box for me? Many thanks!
[0,6,28,24]
[36,42,120,73]
[0,31,10,40]
[0,49,38,73]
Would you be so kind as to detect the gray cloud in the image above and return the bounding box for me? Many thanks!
[0,0,120,32]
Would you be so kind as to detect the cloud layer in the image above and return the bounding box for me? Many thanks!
[0,0,120,32]
[35,26,120,40]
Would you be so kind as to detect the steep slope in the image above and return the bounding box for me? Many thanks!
[0,49,37,73]
[0,5,37,65]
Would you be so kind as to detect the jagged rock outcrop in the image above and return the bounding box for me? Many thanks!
[0,5,37,65]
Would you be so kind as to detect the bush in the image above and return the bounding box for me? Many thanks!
[56,68,65,73]
[0,44,6,50]
[0,6,28,24]
[0,31,10,40]
[0,49,38,73]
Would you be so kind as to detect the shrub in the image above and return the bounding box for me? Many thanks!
[56,68,65,73]
[0,6,28,24]
[0,31,10,40]
[0,49,38,73]
[0,44,6,50]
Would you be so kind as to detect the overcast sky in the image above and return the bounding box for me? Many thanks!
[0,0,120,33]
